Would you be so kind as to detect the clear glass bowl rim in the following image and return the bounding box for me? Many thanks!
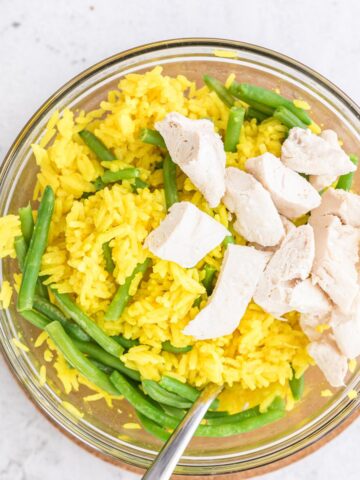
[0,38,359,477]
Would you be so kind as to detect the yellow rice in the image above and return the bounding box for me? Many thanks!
[1,67,312,413]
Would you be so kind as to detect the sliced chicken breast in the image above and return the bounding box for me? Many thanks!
[182,245,270,340]
[308,340,348,387]
[290,279,331,315]
[311,188,360,228]
[281,127,356,176]
[253,225,315,317]
[223,167,284,247]
[331,292,360,359]
[155,112,226,207]
[246,152,321,218]
[144,201,229,268]
[300,312,329,341]
[309,130,341,190]
[310,214,359,313]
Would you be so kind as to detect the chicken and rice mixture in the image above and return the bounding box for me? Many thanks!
[0,67,359,439]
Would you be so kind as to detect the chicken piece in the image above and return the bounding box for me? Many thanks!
[155,112,226,207]
[331,292,360,358]
[144,201,229,268]
[290,279,331,315]
[246,152,321,218]
[182,245,270,340]
[309,130,341,190]
[300,312,329,341]
[310,214,359,313]
[281,127,356,176]
[223,167,284,247]
[253,225,315,317]
[249,216,296,252]
[311,188,360,228]
[308,340,348,387]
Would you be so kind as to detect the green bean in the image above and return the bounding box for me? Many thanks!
[160,404,186,420]
[21,309,50,329]
[161,341,192,354]
[110,371,178,429]
[223,235,235,248]
[142,380,193,409]
[229,82,311,125]
[273,106,307,129]
[205,405,259,425]
[102,242,115,274]
[131,178,149,192]
[196,408,285,437]
[19,204,34,246]
[193,297,202,308]
[289,369,305,401]
[336,154,358,191]
[89,358,114,375]
[79,130,116,162]
[163,154,178,210]
[73,339,140,381]
[33,295,91,342]
[104,258,151,321]
[14,235,27,271]
[46,321,120,396]
[18,186,55,312]
[137,411,171,442]
[224,107,245,153]
[93,177,106,191]
[101,168,140,185]
[140,129,166,149]
[203,264,217,296]
[53,291,123,358]
[245,107,267,122]
[159,376,219,410]
[113,335,140,349]
[203,75,235,108]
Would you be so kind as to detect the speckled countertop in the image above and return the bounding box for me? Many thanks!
[0,0,359,478]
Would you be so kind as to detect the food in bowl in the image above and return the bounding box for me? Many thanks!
[0,67,358,441]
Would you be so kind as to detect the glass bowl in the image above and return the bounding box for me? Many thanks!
[0,38,359,478]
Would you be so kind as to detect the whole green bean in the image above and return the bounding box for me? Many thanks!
[159,376,219,410]
[101,168,140,185]
[19,204,34,246]
[224,107,245,153]
[110,371,178,429]
[161,341,192,354]
[89,358,114,375]
[203,264,217,296]
[73,339,140,381]
[33,295,91,342]
[336,154,358,191]
[21,309,50,329]
[113,335,140,349]
[203,75,235,108]
[79,130,116,161]
[289,369,305,401]
[229,82,311,125]
[140,129,166,149]
[46,321,120,395]
[245,107,268,123]
[160,404,186,420]
[102,242,115,274]
[104,258,151,321]
[142,380,193,409]
[205,405,259,425]
[242,99,275,116]
[273,106,308,129]
[18,186,55,312]
[137,411,171,442]
[223,235,235,248]
[163,154,178,210]
[53,291,124,358]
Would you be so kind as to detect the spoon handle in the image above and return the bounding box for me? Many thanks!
[142,383,222,480]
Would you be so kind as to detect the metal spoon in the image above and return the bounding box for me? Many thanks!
[142,383,222,480]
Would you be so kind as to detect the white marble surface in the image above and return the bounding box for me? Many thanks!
[0,0,359,478]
